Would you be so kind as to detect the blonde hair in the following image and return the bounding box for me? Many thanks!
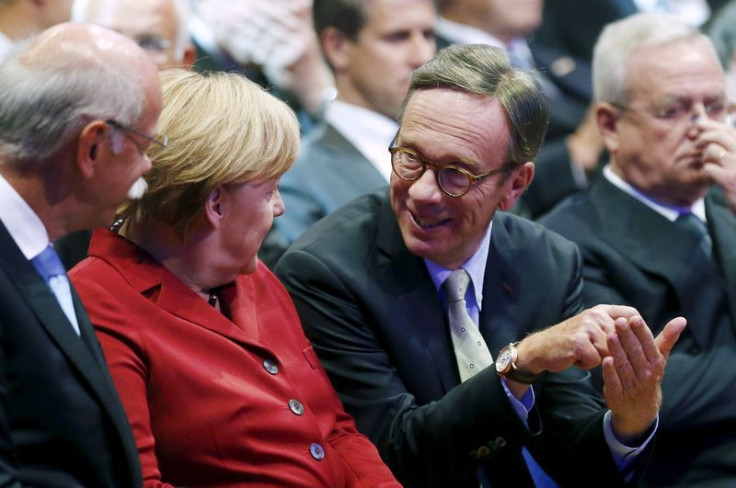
[119,69,300,237]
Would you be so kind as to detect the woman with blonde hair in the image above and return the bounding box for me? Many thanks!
[70,69,399,488]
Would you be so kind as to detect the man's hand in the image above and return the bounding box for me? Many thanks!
[690,116,736,212]
[514,304,640,375]
[603,315,686,444]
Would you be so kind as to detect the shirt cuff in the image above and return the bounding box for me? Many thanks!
[603,409,657,473]
[501,378,535,422]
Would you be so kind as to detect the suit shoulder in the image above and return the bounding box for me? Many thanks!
[496,211,579,255]
[282,191,384,257]
[536,192,599,238]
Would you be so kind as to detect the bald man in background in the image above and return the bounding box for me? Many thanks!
[0,22,163,486]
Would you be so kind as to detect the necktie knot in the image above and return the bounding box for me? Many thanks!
[443,268,471,303]
[31,245,66,282]
[675,212,712,258]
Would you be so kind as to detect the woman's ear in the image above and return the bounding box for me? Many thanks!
[205,187,225,228]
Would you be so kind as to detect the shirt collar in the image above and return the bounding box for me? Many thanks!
[435,17,505,48]
[603,164,706,222]
[425,222,492,310]
[324,100,398,182]
[0,173,49,259]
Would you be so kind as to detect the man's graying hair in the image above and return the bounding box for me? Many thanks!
[593,13,708,106]
[0,40,144,167]
[399,43,549,169]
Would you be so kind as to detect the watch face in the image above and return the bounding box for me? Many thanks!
[496,346,514,373]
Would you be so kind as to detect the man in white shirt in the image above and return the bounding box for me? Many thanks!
[540,13,736,486]
[262,0,436,266]
[0,22,162,487]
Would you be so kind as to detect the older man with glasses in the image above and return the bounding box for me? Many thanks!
[540,13,736,487]
[275,43,686,488]
[0,22,162,487]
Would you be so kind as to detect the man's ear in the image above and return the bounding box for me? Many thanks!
[181,43,196,69]
[204,186,224,229]
[597,102,621,156]
[498,162,534,211]
[321,26,352,73]
[76,120,108,179]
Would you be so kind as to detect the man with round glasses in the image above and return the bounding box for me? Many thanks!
[540,13,736,487]
[275,43,685,487]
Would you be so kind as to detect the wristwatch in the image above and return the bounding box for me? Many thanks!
[495,342,543,384]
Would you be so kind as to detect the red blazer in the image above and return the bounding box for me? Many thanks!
[69,229,400,488]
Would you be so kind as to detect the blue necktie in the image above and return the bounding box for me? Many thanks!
[675,212,712,259]
[31,245,80,335]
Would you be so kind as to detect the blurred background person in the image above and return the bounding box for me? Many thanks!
[0,22,162,487]
[707,0,736,102]
[56,0,195,269]
[69,69,400,488]
[0,0,72,61]
[540,13,736,487]
[191,0,333,133]
[535,0,728,87]
[261,0,436,266]
[71,0,195,68]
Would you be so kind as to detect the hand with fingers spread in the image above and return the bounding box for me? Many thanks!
[603,315,687,444]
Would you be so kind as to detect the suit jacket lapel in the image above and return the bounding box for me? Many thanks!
[0,224,134,444]
[90,230,274,356]
[589,179,713,346]
[479,217,525,355]
[374,193,459,392]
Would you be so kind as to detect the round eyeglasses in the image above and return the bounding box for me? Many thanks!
[389,145,512,198]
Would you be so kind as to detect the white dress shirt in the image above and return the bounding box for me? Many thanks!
[324,100,399,183]
[0,174,80,335]
[603,165,706,222]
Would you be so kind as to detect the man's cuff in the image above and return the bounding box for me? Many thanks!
[603,409,658,472]
[501,377,535,423]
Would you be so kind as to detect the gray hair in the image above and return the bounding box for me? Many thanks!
[593,13,709,104]
[0,37,144,167]
[399,43,549,169]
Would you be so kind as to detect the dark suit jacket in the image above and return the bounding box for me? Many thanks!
[261,122,387,267]
[535,0,729,68]
[539,178,736,487]
[0,223,141,487]
[274,189,642,488]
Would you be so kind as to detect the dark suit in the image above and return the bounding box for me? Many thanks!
[539,177,736,487]
[0,222,141,487]
[261,122,387,266]
[274,189,642,488]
